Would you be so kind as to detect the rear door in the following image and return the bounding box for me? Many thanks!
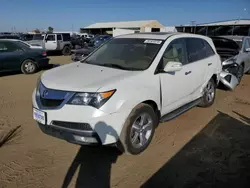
[56,34,63,50]
[184,38,211,98]
[0,41,24,71]
[45,34,57,50]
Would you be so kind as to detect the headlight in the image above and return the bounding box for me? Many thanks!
[67,90,116,108]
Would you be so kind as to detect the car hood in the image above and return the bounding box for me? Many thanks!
[41,62,140,92]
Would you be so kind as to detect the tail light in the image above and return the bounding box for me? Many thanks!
[42,51,47,56]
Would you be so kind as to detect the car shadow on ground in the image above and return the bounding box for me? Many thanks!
[61,121,122,188]
[141,111,250,188]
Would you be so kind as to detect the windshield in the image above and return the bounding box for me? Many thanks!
[82,38,163,71]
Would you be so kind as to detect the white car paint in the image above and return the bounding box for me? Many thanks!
[32,32,222,146]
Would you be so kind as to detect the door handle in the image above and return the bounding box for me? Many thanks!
[208,63,212,66]
[53,42,56,43]
[185,71,192,75]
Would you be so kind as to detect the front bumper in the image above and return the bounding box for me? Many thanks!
[38,122,102,145]
[32,90,130,145]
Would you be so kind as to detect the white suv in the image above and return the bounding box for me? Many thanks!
[32,33,222,155]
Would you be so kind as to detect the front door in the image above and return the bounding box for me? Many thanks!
[45,34,57,50]
[159,38,194,115]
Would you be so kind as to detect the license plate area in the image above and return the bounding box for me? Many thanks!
[33,108,47,125]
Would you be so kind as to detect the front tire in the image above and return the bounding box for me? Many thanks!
[62,46,71,56]
[21,59,37,74]
[119,104,157,155]
[236,64,244,83]
[199,78,216,108]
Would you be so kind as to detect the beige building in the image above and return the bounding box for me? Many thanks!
[80,20,165,35]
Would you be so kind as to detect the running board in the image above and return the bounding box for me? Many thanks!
[160,98,201,123]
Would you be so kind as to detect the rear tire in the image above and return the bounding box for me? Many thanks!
[62,46,71,56]
[118,103,157,155]
[199,78,216,108]
[21,59,37,74]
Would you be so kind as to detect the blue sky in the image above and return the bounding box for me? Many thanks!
[1,0,249,32]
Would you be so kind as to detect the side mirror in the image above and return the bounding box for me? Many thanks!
[245,48,250,52]
[163,61,183,72]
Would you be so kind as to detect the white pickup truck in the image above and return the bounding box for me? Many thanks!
[27,33,72,55]
[32,32,223,155]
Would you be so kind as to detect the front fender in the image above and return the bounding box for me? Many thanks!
[99,86,161,114]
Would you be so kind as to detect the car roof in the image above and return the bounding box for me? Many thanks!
[115,32,209,40]
[0,39,21,42]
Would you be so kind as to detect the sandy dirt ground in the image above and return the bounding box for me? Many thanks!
[0,56,250,188]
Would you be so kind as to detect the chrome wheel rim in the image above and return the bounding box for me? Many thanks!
[130,113,153,148]
[24,62,35,72]
[205,81,215,103]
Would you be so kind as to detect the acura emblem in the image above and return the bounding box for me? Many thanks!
[42,90,49,98]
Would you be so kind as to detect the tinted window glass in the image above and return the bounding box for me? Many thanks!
[62,34,71,41]
[0,42,19,52]
[186,38,206,63]
[162,39,187,68]
[203,40,215,57]
[46,35,55,41]
[57,34,62,40]
[0,42,7,52]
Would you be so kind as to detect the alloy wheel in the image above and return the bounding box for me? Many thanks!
[130,113,153,148]
[205,81,215,103]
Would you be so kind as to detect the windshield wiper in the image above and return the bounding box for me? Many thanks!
[102,63,127,70]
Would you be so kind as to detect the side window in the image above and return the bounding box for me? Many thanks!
[0,42,7,52]
[1,42,19,52]
[57,34,62,40]
[162,38,187,68]
[186,38,206,63]
[46,35,55,41]
[203,40,215,57]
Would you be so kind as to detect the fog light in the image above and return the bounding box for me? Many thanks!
[73,135,98,143]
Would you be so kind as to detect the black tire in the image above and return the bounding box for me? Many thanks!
[236,64,244,83]
[118,103,157,155]
[21,59,37,74]
[199,78,216,108]
[62,46,71,56]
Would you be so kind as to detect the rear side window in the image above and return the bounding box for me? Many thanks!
[62,34,71,41]
[186,38,207,63]
[204,40,215,57]
[0,42,19,52]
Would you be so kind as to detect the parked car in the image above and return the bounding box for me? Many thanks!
[70,35,89,49]
[211,36,250,85]
[71,35,112,62]
[88,35,112,47]
[0,35,21,40]
[71,46,95,61]
[27,33,72,55]
[32,32,222,155]
[0,39,49,74]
